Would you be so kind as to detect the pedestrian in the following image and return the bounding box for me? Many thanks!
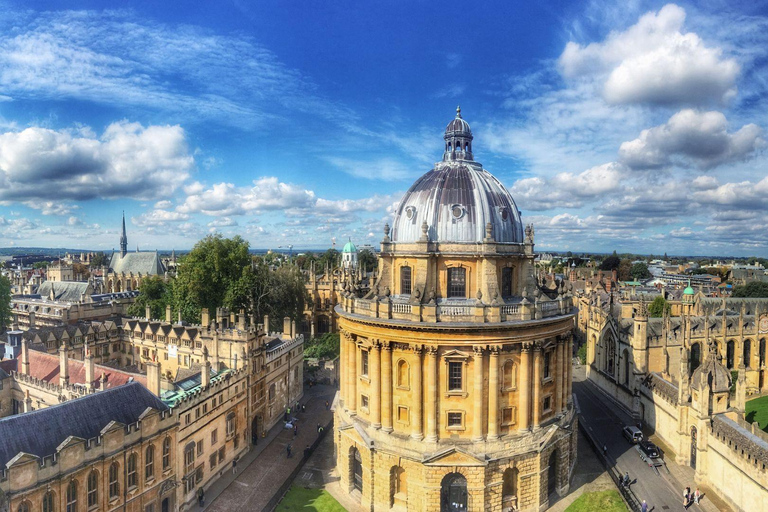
[325,400,329,410]
[197,487,205,507]
[294,424,298,437]
[302,403,306,413]
[641,500,648,512]
[602,444,608,457]
[694,488,701,504]
[283,409,288,422]
[683,487,689,507]
[287,406,291,416]
[232,456,238,475]
[623,472,630,488]
[286,443,292,458]
[304,444,310,459]
[317,423,321,433]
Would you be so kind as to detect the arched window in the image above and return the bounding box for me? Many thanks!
[87,470,98,508]
[400,266,412,295]
[691,343,701,372]
[547,451,558,495]
[447,267,466,298]
[350,447,363,493]
[397,360,409,388]
[605,336,616,376]
[66,480,78,512]
[440,473,467,512]
[145,445,155,480]
[501,267,514,298]
[761,339,767,367]
[43,492,55,512]
[727,340,735,369]
[162,438,171,471]
[503,360,516,390]
[502,467,519,505]
[744,340,752,368]
[109,462,120,498]
[127,453,138,488]
[17,502,30,512]
[268,383,276,402]
[623,349,630,386]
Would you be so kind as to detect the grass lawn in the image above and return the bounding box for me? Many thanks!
[275,486,347,512]
[565,490,627,512]
[746,395,768,432]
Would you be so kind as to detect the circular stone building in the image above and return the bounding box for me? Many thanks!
[335,108,577,512]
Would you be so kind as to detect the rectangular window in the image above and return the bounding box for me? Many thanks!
[544,352,551,379]
[196,408,201,419]
[195,466,203,484]
[448,362,463,391]
[543,396,552,412]
[447,412,462,427]
[185,477,195,494]
[211,429,218,445]
[203,403,208,414]
[447,267,466,298]
[361,395,369,409]
[502,407,517,426]
[197,440,203,456]
[145,505,155,512]
[185,413,191,425]
[397,406,409,423]
[400,266,412,295]
[184,445,195,474]
[210,452,217,469]
[218,446,225,462]
[501,267,513,298]
[361,349,369,376]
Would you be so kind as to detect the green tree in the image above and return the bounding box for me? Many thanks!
[90,252,109,268]
[316,249,340,271]
[732,282,768,298]
[600,251,620,271]
[630,262,652,281]
[127,277,172,319]
[0,275,11,332]
[33,261,50,269]
[618,259,632,281]
[358,249,378,273]
[172,234,251,323]
[648,296,670,317]
[304,333,340,360]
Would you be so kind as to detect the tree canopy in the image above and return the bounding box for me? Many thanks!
[630,262,652,281]
[358,249,378,273]
[732,282,768,298]
[0,275,11,333]
[600,251,620,271]
[90,252,109,268]
[128,277,172,320]
[648,296,670,318]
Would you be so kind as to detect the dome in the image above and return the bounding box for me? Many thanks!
[342,240,357,253]
[683,280,695,295]
[391,110,524,245]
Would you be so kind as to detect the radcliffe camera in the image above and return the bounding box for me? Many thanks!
[0,3,766,512]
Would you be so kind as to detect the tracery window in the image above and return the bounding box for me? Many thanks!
[66,480,78,512]
[127,453,138,488]
[109,462,119,498]
[145,445,155,480]
[162,438,171,471]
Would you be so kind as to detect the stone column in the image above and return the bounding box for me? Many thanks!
[566,335,574,405]
[519,342,531,431]
[473,346,485,441]
[411,346,423,440]
[555,338,564,415]
[533,343,542,429]
[348,336,357,414]
[339,330,346,404]
[381,342,393,432]
[371,340,382,428]
[488,346,500,440]
[426,346,438,442]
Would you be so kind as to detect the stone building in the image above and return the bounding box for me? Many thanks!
[581,291,768,511]
[334,109,577,512]
[105,213,166,293]
[0,382,177,512]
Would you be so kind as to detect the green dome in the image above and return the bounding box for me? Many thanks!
[342,241,357,253]
[683,280,694,295]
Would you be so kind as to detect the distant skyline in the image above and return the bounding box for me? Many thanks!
[0,1,766,256]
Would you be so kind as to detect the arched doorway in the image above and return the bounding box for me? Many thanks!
[690,426,697,470]
[440,473,467,512]
[502,467,518,510]
[691,343,701,372]
[251,416,259,445]
[350,447,363,493]
[547,450,558,496]
[161,498,169,512]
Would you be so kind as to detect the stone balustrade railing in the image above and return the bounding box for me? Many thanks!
[338,294,573,324]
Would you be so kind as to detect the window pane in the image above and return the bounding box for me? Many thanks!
[448,362,462,390]
[401,267,412,295]
[502,268,513,298]
[447,268,466,298]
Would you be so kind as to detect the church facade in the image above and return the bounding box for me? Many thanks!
[334,109,577,512]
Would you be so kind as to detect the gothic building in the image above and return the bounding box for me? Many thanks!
[581,290,768,510]
[334,109,577,512]
[105,213,166,293]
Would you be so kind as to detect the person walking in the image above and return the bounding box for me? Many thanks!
[325,400,329,410]
[623,472,630,488]
[302,403,306,413]
[232,456,238,475]
[294,424,298,437]
[641,500,648,512]
[286,443,292,458]
[683,487,690,508]
[602,444,608,457]
[197,487,205,507]
[694,488,700,504]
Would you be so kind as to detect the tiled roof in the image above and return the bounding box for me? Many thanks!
[23,350,147,389]
[109,251,165,275]
[0,383,167,467]
[36,281,92,302]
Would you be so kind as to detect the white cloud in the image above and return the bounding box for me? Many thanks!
[207,217,238,228]
[559,4,739,105]
[0,121,193,201]
[24,201,79,216]
[178,177,316,216]
[619,109,764,169]
[326,157,414,181]
[133,209,190,227]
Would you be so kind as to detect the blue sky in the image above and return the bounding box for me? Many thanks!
[0,0,767,256]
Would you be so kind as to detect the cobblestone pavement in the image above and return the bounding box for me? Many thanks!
[203,384,335,512]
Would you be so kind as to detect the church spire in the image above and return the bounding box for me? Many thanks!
[119,211,128,258]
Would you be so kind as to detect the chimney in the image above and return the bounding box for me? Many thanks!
[263,315,269,334]
[28,311,35,330]
[146,360,161,396]
[20,335,29,375]
[146,305,151,321]
[291,319,296,339]
[177,311,182,324]
[201,349,211,388]
[166,305,172,323]
[59,342,69,387]
[100,373,108,391]
[283,317,291,338]
[238,309,246,331]
[201,308,210,327]
[85,343,95,389]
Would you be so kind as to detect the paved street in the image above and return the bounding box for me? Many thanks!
[202,384,335,512]
[572,365,726,512]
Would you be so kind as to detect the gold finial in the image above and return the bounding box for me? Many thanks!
[456,105,461,117]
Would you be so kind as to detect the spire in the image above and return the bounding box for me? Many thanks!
[119,211,128,258]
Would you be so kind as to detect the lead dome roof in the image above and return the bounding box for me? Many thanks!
[390,109,524,244]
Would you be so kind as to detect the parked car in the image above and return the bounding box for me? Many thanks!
[638,440,660,459]
[622,425,643,443]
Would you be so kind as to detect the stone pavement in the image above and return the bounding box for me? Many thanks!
[202,384,336,512]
